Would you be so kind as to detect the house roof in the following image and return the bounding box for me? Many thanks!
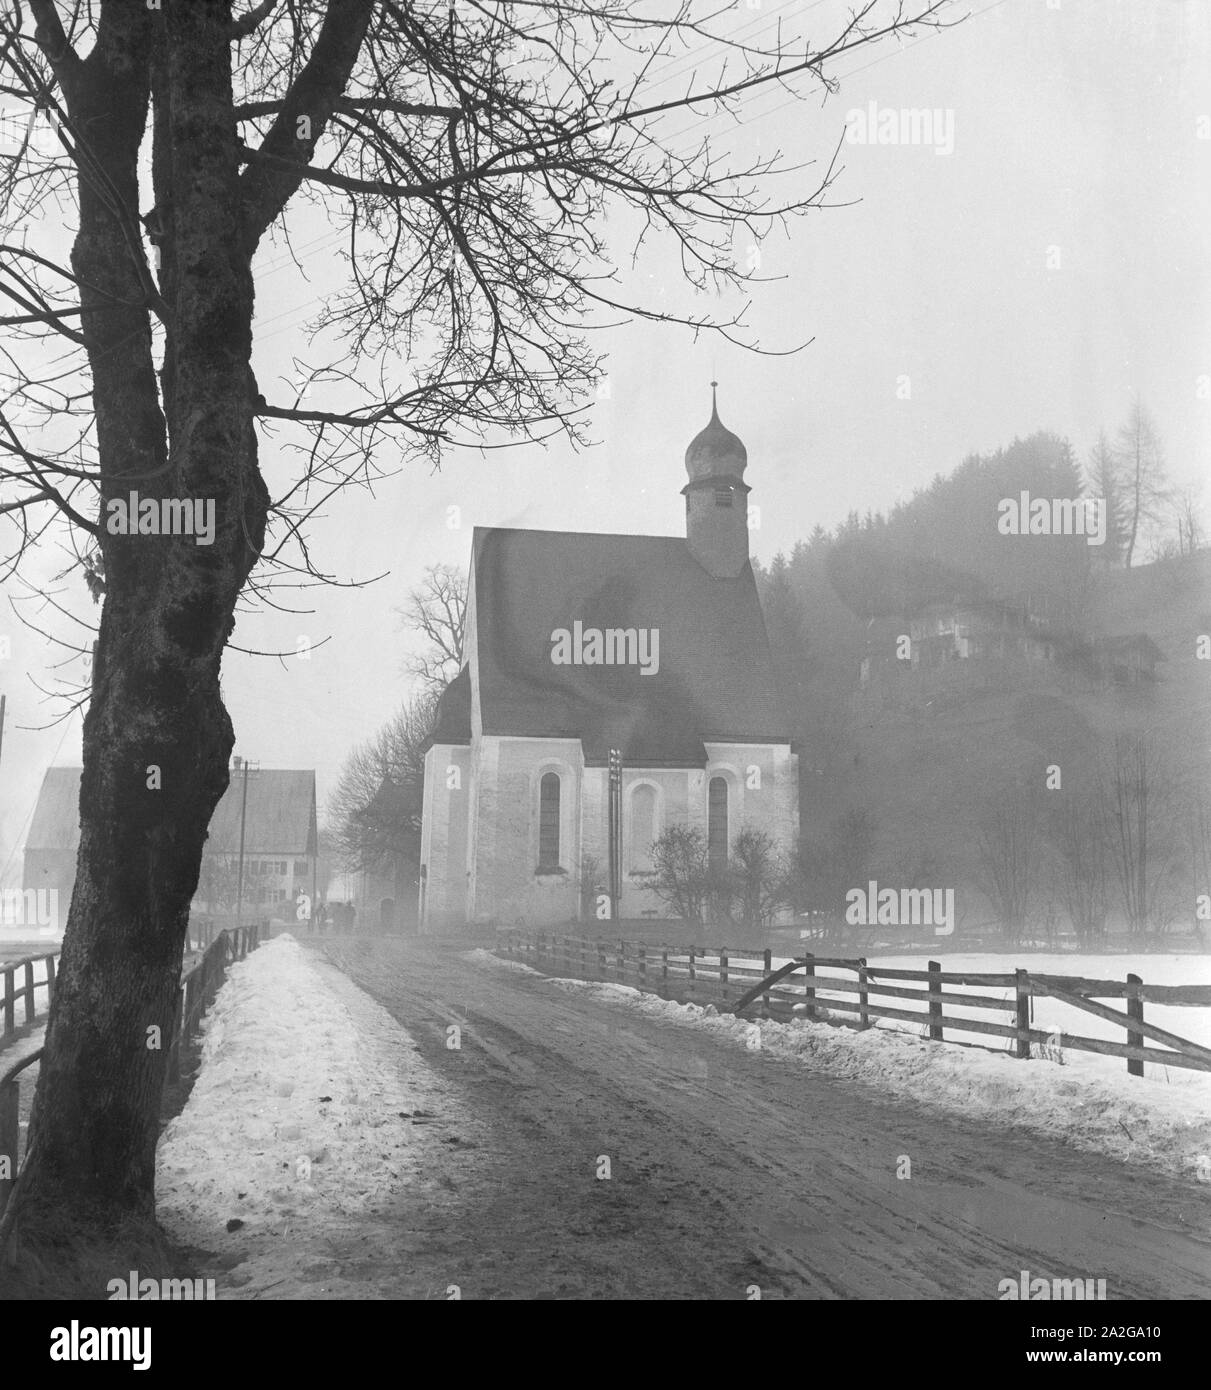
[205,769,317,854]
[25,767,316,856]
[25,767,81,853]
[466,526,788,764]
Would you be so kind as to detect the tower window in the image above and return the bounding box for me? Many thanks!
[714,485,733,508]
[538,772,561,870]
[708,776,729,873]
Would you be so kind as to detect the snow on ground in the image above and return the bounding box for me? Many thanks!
[469,949,1211,1181]
[158,934,479,1295]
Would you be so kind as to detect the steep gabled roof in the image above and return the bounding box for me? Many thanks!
[25,767,316,856]
[468,526,787,765]
[25,767,81,852]
[205,770,317,855]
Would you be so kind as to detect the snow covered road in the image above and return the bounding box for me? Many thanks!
[311,936,1210,1300]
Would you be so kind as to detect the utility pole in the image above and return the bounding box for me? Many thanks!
[234,755,257,927]
[608,747,622,924]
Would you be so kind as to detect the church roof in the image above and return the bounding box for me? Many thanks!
[466,527,787,764]
[430,664,472,744]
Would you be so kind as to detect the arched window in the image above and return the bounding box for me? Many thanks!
[708,776,729,872]
[714,483,734,508]
[538,772,561,870]
[630,784,657,871]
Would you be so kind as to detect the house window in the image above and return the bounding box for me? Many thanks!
[630,785,657,871]
[708,776,729,873]
[294,860,309,878]
[538,772,561,870]
[714,484,733,508]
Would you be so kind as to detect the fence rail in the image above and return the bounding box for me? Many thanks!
[501,930,1211,1078]
[0,922,260,1238]
[0,953,58,1050]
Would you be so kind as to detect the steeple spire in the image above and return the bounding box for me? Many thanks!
[682,385,750,578]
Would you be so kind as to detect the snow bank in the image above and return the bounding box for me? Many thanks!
[471,951,1211,1180]
[158,934,473,1265]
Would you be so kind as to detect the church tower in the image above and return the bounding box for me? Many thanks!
[682,383,750,578]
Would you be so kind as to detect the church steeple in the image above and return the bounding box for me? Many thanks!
[682,383,750,578]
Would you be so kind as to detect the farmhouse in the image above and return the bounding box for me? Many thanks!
[22,766,318,926]
[419,390,799,930]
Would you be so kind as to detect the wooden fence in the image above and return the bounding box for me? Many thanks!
[0,953,58,1050]
[0,922,260,1236]
[502,930,1211,1077]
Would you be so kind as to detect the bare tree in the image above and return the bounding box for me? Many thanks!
[975,787,1040,945]
[399,563,466,696]
[1048,792,1108,945]
[728,827,789,936]
[1172,487,1206,558]
[1115,401,1171,568]
[649,824,711,926]
[1102,734,1179,938]
[0,0,952,1282]
[326,690,436,881]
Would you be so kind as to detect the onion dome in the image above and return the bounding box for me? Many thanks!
[684,383,747,482]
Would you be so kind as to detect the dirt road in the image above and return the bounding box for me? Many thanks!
[318,937,1211,1300]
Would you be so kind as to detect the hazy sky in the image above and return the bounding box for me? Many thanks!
[2,0,1209,882]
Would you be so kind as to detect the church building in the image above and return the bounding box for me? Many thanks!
[418,391,799,930]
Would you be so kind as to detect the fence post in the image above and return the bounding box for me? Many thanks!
[857,958,869,1028]
[928,960,943,1042]
[1126,973,1144,1077]
[763,948,772,1013]
[1014,970,1031,1059]
[638,941,646,986]
[661,944,669,996]
[617,939,624,978]
[803,952,815,1021]
[45,955,55,1007]
[2,967,13,1040]
[688,945,696,996]
[597,938,606,977]
[0,1075,18,1221]
[719,948,729,1000]
[23,962,35,1025]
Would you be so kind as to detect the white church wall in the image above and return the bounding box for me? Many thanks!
[419,742,471,931]
[469,734,583,926]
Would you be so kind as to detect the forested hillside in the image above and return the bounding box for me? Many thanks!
[757,432,1211,938]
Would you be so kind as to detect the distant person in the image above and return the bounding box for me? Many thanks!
[314,899,328,935]
[347,901,358,935]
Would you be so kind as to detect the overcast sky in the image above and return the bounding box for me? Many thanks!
[2,0,1209,882]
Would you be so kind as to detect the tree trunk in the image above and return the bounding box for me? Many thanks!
[5,0,267,1294]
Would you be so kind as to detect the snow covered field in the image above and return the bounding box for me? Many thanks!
[469,949,1211,1181]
